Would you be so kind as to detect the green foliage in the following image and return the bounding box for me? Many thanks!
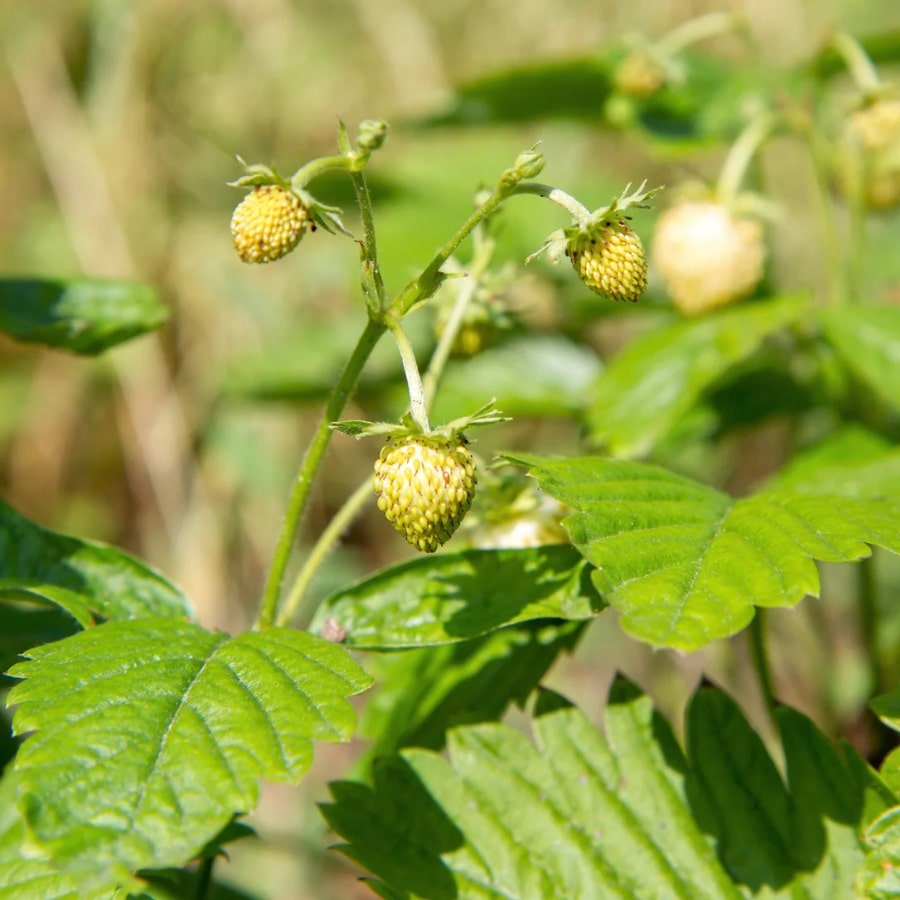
[324,679,892,899]
[3,619,371,891]
[511,454,900,650]
[585,297,806,457]
[0,501,190,630]
[0,278,168,355]
[312,545,602,648]
[357,620,584,762]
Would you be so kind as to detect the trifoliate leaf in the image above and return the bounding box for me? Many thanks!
[510,454,900,651]
[586,296,805,458]
[0,501,190,629]
[5,618,371,889]
[0,278,167,355]
[311,545,603,648]
[357,620,584,764]
[323,680,886,899]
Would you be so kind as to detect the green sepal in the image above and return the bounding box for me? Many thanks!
[332,400,509,442]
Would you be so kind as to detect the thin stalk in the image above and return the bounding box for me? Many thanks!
[390,182,518,317]
[511,182,592,225]
[857,555,882,694]
[422,231,495,408]
[422,273,478,410]
[716,115,774,206]
[656,11,738,55]
[194,857,214,900]
[832,32,881,96]
[350,169,387,311]
[803,128,847,305]
[290,154,356,190]
[256,317,385,629]
[846,158,869,304]
[276,478,373,627]
[389,321,430,432]
[749,610,777,722]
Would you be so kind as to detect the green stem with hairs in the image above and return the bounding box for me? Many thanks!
[656,11,739,55]
[257,316,385,629]
[389,320,430,432]
[290,153,360,190]
[511,182,592,225]
[276,478,374,627]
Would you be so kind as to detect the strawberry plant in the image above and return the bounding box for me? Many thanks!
[3,12,900,900]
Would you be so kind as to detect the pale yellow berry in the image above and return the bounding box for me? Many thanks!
[230,185,309,264]
[566,219,649,303]
[374,436,476,553]
[845,99,900,208]
[651,202,765,315]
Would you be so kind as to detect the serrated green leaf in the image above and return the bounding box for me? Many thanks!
[0,501,190,629]
[358,620,584,763]
[0,602,78,676]
[818,306,900,413]
[311,545,603,649]
[512,455,900,651]
[0,772,108,899]
[4,618,371,889]
[0,278,167,355]
[324,680,880,899]
[586,297,806,458]
[429,335,601,421]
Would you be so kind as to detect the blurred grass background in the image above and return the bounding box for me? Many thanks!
[1,0,899,896]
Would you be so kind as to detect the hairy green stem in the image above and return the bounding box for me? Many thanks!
[276,477,373,627]
[389,320,431,432]
[512,182,592,225]
[749,611,777,722]
[390,183,516,318]
[290,154,357,190]
[350,169,387,311]
[256,317,385,629]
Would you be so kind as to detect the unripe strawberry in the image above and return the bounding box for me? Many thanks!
[566,218,648,303]
[651,201,765,315]
[374,435,476,553]
[231,185,309,263]
[615,52,666,99]
[844,98,900,208]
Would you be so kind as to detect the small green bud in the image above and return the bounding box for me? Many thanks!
[357,119,389,153]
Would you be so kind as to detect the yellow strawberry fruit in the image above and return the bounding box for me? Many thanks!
[374,435,477,553]
[566,218,649,303]
[231,185,309,263]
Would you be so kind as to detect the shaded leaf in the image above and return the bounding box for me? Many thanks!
[417,57,613,126]
[771,426,900,499]
[358,620,584,763]
[311,545,603,649]
[0,501,190,629]
[324,680,882,899]
[586,297,805,458]
[818,306,900,413]
[429,335,601,421]
[0,601,79,676]
[0,278,167,355]
[511,454,900,651]
[5,619,371,889]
